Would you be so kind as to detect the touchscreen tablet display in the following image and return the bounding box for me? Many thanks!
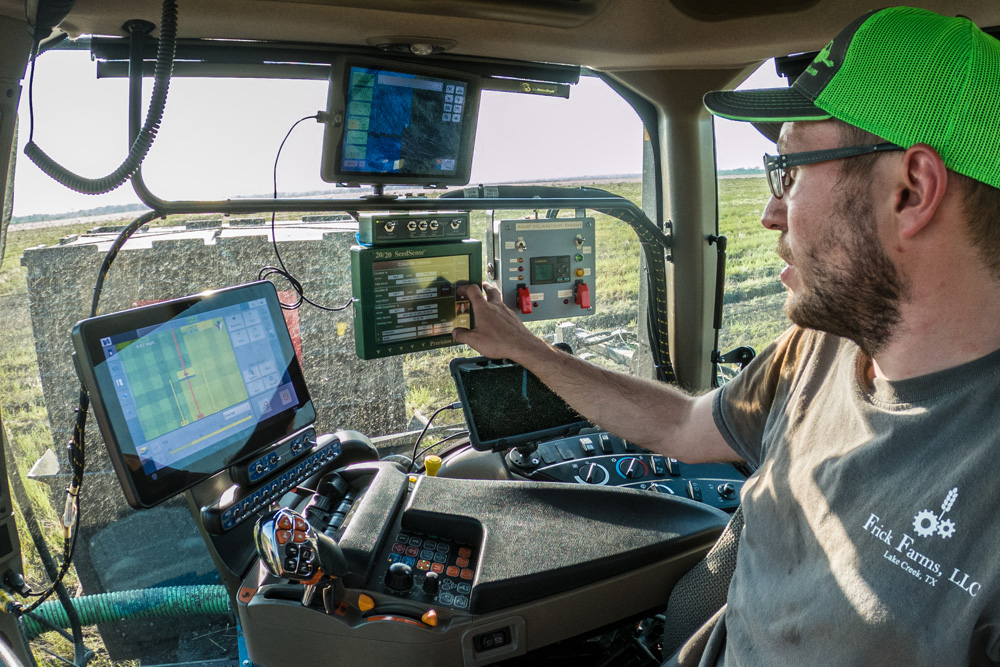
[72,282,315,508]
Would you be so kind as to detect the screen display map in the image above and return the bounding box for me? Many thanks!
[341,66,468,177]
[372,255,471,344]
[101,297,299,476]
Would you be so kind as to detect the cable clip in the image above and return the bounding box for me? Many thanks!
[62,483,80,539]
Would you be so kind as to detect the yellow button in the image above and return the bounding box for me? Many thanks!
[421,609,438,627]
[424,456,442,477]
[575,268,585,277]
[358,594,375,612]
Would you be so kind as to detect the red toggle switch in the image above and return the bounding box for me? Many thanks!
[575,282,591,309]
[517,286,533,314]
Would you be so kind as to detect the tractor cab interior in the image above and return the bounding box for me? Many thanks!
[0,1,995,666]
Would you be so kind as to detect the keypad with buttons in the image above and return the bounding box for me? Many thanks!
[375,531,478,610]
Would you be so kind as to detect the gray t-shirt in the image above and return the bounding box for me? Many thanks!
[702,326,1000,666]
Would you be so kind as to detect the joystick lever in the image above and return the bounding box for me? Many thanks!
[254,508,348,588]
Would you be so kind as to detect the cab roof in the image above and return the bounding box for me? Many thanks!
[6,0,1000,72]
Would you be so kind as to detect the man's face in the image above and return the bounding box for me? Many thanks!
[764,121,908,356]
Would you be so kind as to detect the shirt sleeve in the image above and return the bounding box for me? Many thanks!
[712,326,812,467]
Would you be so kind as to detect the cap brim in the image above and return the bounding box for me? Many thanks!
[749,122,783,143]
[704,87,832,141]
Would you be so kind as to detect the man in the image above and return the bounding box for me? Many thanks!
[454,7,1000,666]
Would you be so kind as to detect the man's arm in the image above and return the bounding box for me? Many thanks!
[452,283,738,464]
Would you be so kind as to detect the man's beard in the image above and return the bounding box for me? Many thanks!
[779,183,909,357]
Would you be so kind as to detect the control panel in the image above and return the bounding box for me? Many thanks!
[359,212,470,245]
[375,530,478,611]
[487,217,595,322]
[236,427,318,486]
[508,432,744,512]
[202,432,341,534]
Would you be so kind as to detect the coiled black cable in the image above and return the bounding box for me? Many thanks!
[23,0,177,194]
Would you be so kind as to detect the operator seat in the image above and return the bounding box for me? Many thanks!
[660,505,744,666]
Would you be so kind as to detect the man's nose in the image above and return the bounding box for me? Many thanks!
[761,195,786,232]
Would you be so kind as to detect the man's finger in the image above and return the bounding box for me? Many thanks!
[482,282,503,303]
[458,283,484,302]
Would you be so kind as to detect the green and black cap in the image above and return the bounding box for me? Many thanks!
[704,6,1000,190]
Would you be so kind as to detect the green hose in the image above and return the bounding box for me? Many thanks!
[21,585,230,640]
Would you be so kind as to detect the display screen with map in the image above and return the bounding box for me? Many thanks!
[72,282,315,508]
[321,57,480,186]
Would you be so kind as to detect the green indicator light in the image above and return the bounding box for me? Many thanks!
[575,254,584,262]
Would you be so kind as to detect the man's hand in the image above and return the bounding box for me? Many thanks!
[452,282,549,363]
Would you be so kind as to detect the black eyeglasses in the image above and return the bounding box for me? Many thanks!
[763,142,905,199]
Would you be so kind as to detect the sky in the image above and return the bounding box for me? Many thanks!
[11,50,783,217]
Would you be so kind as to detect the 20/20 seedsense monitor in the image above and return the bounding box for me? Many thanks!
[72,282,315,509]
[351,240,481,359]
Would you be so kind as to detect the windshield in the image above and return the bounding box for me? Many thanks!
[3,49,646,665]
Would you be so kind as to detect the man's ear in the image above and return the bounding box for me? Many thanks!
[894,143,948,240]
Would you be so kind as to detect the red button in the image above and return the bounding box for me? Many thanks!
[575,282,590,309]
[458,547,472,558]
[391,543,405,554]
[456,557,469,568]
[446,566,460,577]
[460,569,474,580]
[276,530,291,545]
[417,560,431,571]
[294,517,308,532]
[431,563,444,574]
[406,547,419,557]
[516,286,532,314]
[277,515,293,530]
[293,530,307,543]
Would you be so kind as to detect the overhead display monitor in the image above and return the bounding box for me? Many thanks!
[321,56,481,187]
[71,282,315,509]
[351,240,482,358]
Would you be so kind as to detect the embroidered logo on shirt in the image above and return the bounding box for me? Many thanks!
[912,487,958,539]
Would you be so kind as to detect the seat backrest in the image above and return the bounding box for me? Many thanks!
[661,504,744,659]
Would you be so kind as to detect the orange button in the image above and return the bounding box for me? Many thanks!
[446,566,460,577]
[421,609,438,627]
[294,517,308,532]
[238,586,256,603]
[293,530,308,543]
[358,594,375,612]
[458,547,472,558]
[456,557,469,568]
[460,568,473,580]
[431,563,444,574]
[277,515,293,530]
[276,530,291,545]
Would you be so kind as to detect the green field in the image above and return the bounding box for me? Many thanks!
[0,176,781,664]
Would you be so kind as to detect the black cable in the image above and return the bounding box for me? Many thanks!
[408,402,462,472]
[414,430,469,469]
[8,211,158,628]
[3,413,90,666]
[23,0,178,194]
[260,114,351,312]
[26,40,37,145]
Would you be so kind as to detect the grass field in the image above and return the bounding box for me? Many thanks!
[0,175,781,664]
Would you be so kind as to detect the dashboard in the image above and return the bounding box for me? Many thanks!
[237,459,731,667]
[507,431,744,512]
